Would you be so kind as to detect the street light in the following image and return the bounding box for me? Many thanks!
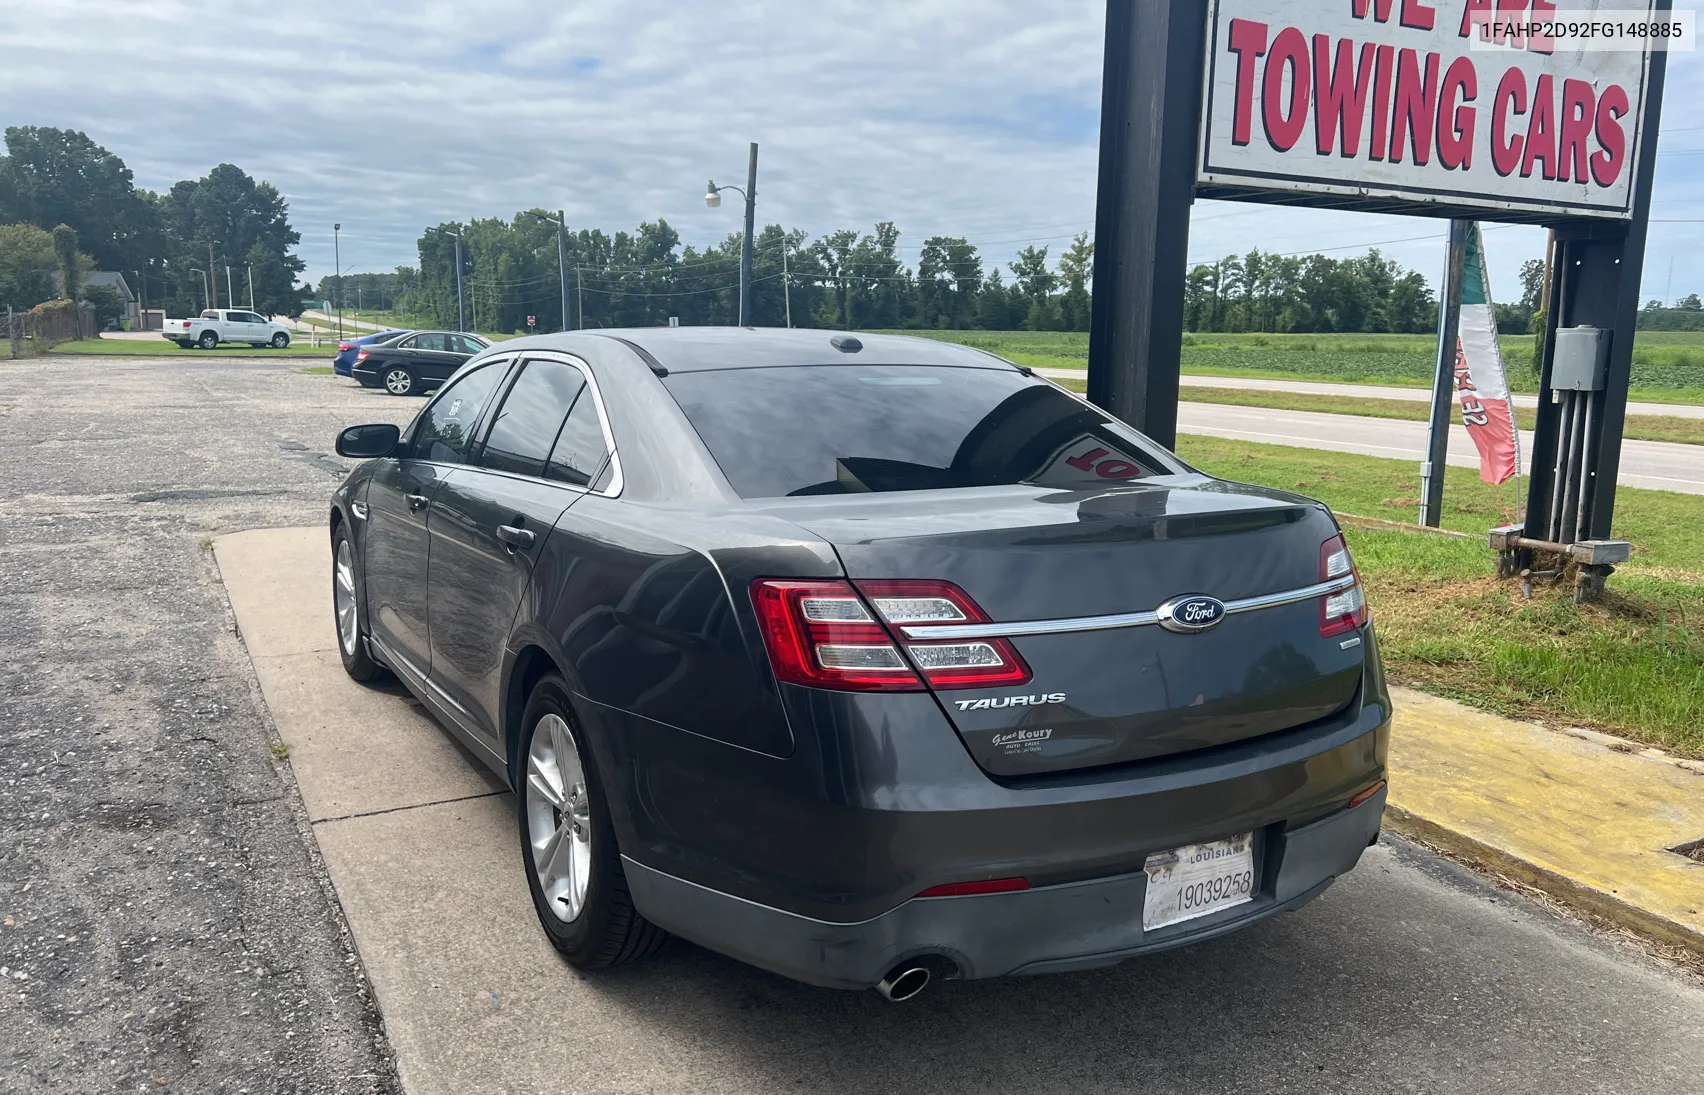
[333,223,343,340]
[705,141,759,327]
[424,226,467,333]
[522,209,572,332]
[189,268,210,312]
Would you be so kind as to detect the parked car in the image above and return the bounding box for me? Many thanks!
[163,309,292,349]
[333,329,413,378]
[349,330,490,395]
[328,328,1389,1000]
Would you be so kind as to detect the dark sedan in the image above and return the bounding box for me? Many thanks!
[350,330,491,395]
[334,328,412,378]
[329,328,1389,1000]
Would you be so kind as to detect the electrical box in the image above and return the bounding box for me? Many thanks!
[1552,325,1609,391]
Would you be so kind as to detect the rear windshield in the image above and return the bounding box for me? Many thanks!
[662,365,1185,499]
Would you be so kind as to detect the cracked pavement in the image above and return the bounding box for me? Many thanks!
[0,356,416,1094]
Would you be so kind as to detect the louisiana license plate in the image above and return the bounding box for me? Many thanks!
[1141,833,1255,931]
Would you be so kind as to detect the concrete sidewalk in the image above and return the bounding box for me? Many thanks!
[1385,688,1704,956]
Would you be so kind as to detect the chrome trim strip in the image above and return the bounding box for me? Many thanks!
[897,575,1358,641]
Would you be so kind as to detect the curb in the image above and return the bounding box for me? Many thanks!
[1384,805,1704,959]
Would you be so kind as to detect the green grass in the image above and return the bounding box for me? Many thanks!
[882,328,1704,405]
[49,338,334,358]
[1173,434,1704,754]
[1047,375,1704,445]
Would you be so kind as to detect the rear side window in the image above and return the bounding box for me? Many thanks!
[411,333,450,352]
[451,334,485,355]
[546,386,609,487]
[480,360,586,478]
[413,363,506,463]
[662,365,1184,499]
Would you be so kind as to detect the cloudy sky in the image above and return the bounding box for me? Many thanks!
[3,0,1700,304]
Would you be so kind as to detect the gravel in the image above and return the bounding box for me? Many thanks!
[0,356,418,1094]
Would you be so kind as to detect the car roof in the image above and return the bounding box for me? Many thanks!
[503,327,1017,374]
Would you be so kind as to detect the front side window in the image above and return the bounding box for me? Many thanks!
[662,365,1185,499]
[412,363,507,464]
[481,360,586,478]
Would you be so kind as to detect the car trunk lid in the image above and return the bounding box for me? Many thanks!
[761,476,1365,777]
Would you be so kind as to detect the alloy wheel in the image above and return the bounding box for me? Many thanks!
[334,538,358,656]
[525,713,593,922]
[384,368,412,395]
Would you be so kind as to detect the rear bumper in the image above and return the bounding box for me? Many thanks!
[624,786,1386,990]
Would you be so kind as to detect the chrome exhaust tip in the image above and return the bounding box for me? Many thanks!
[875,964,930,1002]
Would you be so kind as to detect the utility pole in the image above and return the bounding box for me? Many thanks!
[454,233,465,332]
[576,267,583,330]
[556,211,569,333]
[247,265,255,311]
[740,142,757,326]
[782,240,792,328]
[334,223,343,340]
[1419,219,1470,528]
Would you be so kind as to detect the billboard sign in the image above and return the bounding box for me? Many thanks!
[1198,0,1660,218]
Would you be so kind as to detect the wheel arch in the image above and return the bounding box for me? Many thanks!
[504,643,565,788]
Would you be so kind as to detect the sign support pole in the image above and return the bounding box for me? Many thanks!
[1521,42,1668,548]
[1420,220,1470,528]
[1086,0,1205,449]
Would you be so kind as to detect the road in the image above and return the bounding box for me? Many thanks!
[1035,368,1704,421]
[2,355,1700,1094]
[1171,401,1704,494]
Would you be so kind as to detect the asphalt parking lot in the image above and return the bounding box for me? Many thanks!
[4,355,1704,1095]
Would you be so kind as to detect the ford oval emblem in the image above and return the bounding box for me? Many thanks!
[1157,594,1227,634]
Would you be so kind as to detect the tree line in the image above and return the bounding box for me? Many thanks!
[0,126,305,322]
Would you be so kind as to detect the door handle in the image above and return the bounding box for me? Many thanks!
[497,524,536,552]
[406,492,429,513]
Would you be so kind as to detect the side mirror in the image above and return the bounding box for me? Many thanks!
[336,423,401,459]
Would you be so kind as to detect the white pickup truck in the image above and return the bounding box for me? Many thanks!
[163,309,293,350]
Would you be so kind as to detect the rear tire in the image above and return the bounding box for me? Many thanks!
[332,526,382,682]
[271,332,290,348]
[198,330,218,350]
[383,366,415,396]
[517,676,667,970]
[176,340,194,349]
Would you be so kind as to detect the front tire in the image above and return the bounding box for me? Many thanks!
[517,676,667,970]
[198,330,218,350]
[333,526,382,682]
[271,332,290,348]
[383,366,415,396]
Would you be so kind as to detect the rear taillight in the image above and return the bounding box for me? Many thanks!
[855,579,1030,689]
[339,341,353,352]
[749,578,1031,693]
[356,349,369,361]
[182,320,192,328]
[750,580,923,691]
[1319,534,1368,637]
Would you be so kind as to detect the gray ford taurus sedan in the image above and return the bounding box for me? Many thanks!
[329,327,1389,1001]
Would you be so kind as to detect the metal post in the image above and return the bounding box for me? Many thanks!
[783,240,792,328]
[1523,39,1667,543]
[556,211,569,333]
[1085,0,1206,448]
[453,234,466,333]
[576,267,583,330]
[333,224,343,340]
[1420,219,1470,528]
[225,265,234,312]
[7,306,15,359]
[208,242,219,308]
[739,142,758,327]
[247,265,254,311]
